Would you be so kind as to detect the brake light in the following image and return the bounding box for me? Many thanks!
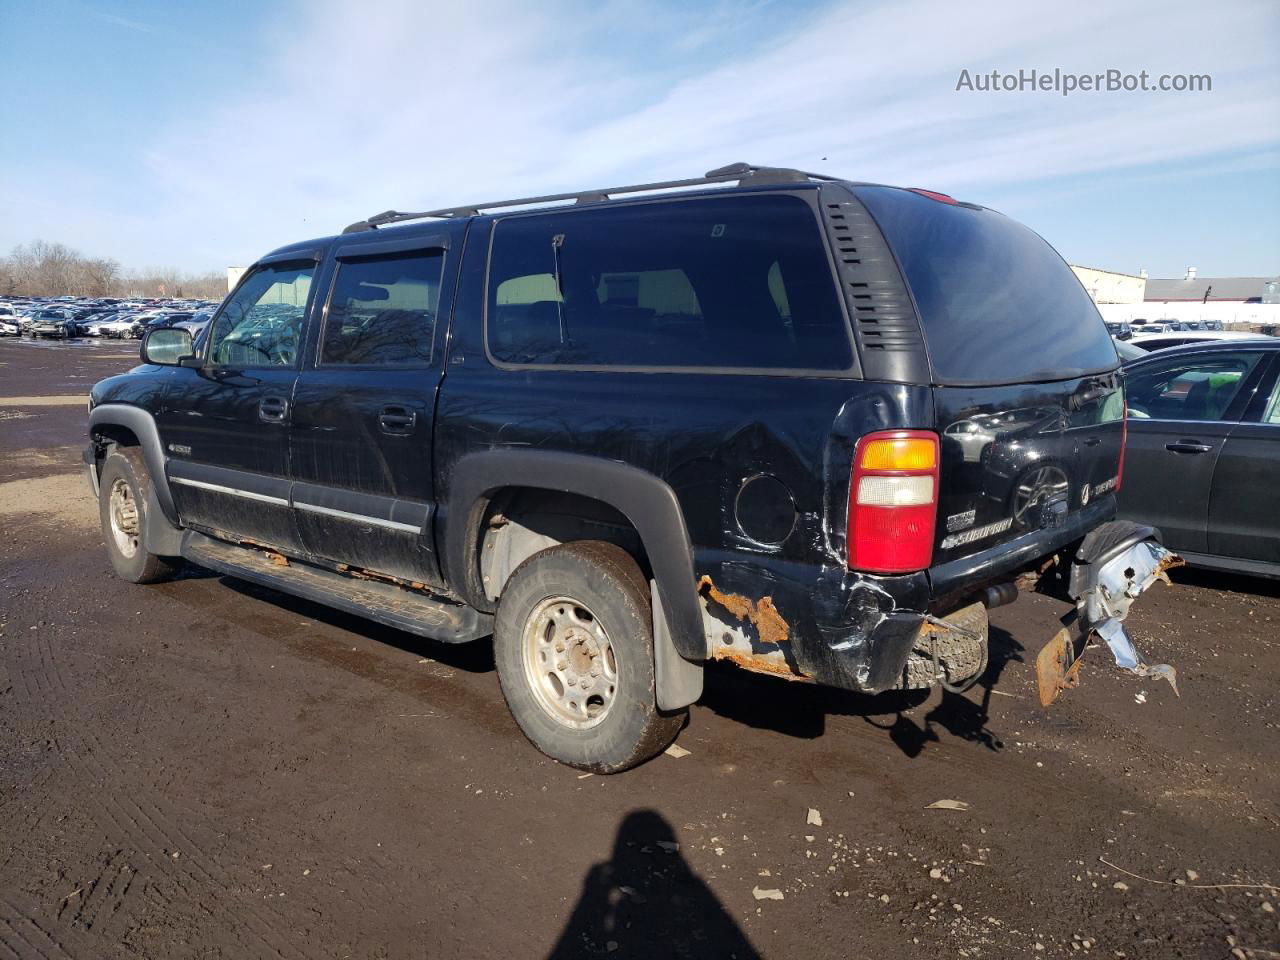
[908,188,958,205]
[848,430,939,574]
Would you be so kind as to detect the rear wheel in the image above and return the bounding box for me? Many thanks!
[98,447,180,584]
[493,541,684,773]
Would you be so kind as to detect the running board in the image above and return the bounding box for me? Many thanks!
[181,532,493,643]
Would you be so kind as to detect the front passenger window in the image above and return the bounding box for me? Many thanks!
[207,263,314,367]
[1125,352,1264,422]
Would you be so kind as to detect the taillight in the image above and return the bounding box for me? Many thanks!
[848,430,939,574]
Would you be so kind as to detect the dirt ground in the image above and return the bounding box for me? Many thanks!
[1,338,1277,960]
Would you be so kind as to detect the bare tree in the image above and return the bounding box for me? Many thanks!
[1,240,226,300]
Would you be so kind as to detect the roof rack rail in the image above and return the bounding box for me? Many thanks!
[341,162,840,234]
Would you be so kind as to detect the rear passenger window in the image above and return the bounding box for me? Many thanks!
[1125,352,1265,422]
[485,195,851,371]
[321,250,443,365]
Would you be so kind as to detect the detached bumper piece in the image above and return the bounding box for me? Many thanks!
[1036,521,1183,707]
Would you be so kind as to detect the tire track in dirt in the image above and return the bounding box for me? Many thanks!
[0,890,94,960]
[56,849,140,940]
[35,625,316,958]
[5,514,421,953]
[6,623,314,959]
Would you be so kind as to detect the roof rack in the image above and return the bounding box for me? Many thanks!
[341,162,840,234]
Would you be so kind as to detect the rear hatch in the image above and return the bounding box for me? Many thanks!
[853,186,1125,570]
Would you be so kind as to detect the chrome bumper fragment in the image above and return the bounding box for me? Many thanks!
[1036,525,1182,707]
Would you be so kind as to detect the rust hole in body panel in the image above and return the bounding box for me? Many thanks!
[712,647,811,681]
[697,575,790,646]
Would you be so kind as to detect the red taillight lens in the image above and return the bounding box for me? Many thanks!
[848,430,939,574]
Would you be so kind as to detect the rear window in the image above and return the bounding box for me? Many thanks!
[856,187,1117,385]
[486,194,852,371]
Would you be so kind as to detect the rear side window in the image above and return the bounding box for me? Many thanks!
[321,249,442,366]
[856,187,1118,385]
[486,194,851,371]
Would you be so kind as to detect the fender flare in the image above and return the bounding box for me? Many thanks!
[88,404,179,526]
[443,449,706,661]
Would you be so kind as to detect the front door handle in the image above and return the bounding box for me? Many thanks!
[1165,440,1212,454]
[378,405,416,435]
[259,396,289,422]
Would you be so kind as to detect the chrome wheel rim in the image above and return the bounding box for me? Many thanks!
[521,596,618,729]
[108,477,140,558]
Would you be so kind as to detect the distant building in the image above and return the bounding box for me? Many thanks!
[1069,265,1147,304]
[1144,267,1279,304]
[227,266,248,293]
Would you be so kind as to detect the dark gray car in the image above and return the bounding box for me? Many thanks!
[1119,339,1280,578]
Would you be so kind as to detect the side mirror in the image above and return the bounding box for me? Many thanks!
[141,327,195,366]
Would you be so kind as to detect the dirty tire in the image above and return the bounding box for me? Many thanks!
[493,541,685,773]
[98,446,181,584]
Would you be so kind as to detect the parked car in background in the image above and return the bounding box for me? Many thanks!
[97,313,145,338]
[123,312,193,339]
[1133,321,1192,335]
[1104,320,1133,340]
[80,312,121,336]
[1128,330,1271,353]
[72,310,113,335]
[31,309,78,339]
[1113,337,1146,361]
[0,318,20,337]
[169,310,213,339]
[1119,339,1280,578]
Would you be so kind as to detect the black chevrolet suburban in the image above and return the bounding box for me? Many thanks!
[86,163,1176,772]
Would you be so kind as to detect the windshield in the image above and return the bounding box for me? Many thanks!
[855,186,1119,385]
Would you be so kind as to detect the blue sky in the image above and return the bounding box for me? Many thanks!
[1,0,1277,277]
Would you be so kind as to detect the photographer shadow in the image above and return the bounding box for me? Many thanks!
[547,809,761,960]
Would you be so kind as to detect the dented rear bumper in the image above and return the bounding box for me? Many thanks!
[695,556,932,693]
[695,519,1180,700]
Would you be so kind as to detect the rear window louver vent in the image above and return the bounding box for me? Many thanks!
[821,198,924,357]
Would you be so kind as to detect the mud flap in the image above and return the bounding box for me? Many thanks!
[1036,525,1183,707]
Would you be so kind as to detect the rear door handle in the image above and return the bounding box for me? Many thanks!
[378,405,416,435]
[259,396,289,422]
[1165,440,1212,454]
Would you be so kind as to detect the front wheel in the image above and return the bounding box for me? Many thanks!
[493,541,685,773]
[98,447,180,583]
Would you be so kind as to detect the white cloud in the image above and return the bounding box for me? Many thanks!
[19,0,1280,269]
